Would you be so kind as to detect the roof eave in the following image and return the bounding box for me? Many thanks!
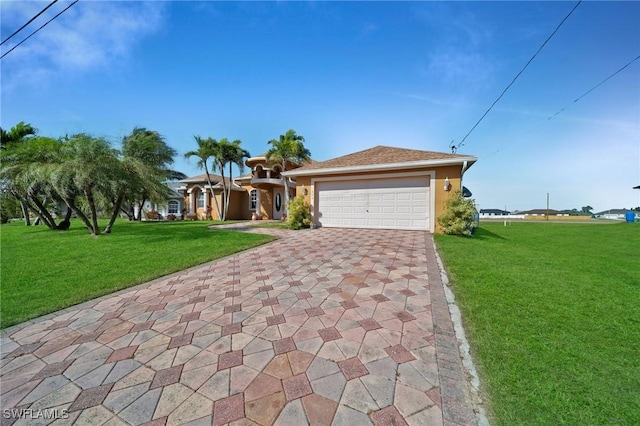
[282,156,478,177]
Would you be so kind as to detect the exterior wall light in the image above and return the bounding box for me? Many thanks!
[444,177,451,192]
[302,185,308,196]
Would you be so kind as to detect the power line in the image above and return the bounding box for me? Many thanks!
[1,0,78,60]
[450,0,582,153]
[548,54,640,120]
[0,0,59,46]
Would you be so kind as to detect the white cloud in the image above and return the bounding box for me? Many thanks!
[1,1,167,90]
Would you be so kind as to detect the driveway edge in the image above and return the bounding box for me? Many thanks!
[426,234,488,426]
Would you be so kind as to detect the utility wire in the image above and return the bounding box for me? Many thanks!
[1,0,78,60]
[450,0,582,153]
[548,54,640,120]
[0,0,58,46]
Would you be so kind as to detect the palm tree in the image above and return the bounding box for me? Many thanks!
[1,135,63,228]
[184,136,222,220]
[0,122,38,224]
[122,128,183,220]
[0,121,36,149]
[266,129,311,215]
[222,140,250,221]
[52,134,121,236]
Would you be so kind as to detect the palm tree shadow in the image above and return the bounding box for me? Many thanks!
[474,227,507,240]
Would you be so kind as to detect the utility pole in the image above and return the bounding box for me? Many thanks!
[546,193,550,221]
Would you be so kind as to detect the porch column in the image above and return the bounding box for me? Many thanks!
[256,189,262,218]
[204,188,209,219]
[188,191,195,214]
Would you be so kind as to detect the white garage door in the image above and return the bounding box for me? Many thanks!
[317,177,430,231]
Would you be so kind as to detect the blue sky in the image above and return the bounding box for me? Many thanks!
[2,1,639,213]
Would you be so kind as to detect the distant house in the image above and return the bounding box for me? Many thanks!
[517,209,567,217]
[594,209,638,220]
[137,181,185,219]
[479,209,510,217]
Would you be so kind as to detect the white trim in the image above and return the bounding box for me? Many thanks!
[311,170,436,232]
[283,157,476,177]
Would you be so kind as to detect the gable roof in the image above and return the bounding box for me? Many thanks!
[594,209,634,215]
[282,145,476,176]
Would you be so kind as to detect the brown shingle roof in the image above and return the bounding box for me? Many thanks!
[180,173,225,184]
[287,145,475,173]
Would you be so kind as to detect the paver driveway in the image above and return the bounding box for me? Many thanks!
[1,228,476,425]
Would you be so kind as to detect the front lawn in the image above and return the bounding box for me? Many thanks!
[1,220,274,329]
[435,222,640,425]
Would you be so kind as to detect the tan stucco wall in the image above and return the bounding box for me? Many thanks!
[292,165,466,233]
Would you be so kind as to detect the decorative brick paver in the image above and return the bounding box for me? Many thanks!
[107,345,139,363]
[338,357,369,380]
[273,337,296,355]
[0,227,477,425]
[282,374,313,401]
[68,383,114,412]
[218,350,243,370]
[266,314,285,326]
[318,327,342,342]
[213,393,244,426]
[385,344,416,364]
[150,365,183,389]
[359,318,382,332]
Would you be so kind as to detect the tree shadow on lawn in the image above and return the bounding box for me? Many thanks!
[473,226,507,240]
[54,220,249,244]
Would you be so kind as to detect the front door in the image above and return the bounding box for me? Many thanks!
[273,188,284,220]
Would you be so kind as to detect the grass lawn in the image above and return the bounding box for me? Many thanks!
[249,221,290,229]
[435,222,640,425]
[1,219,274,329]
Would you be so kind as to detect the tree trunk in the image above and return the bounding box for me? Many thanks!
[219,164,227,221]
[30,195,57,229]
[85,187,100,236]
[103,193,125,234]
[19,199,31,226]
[225,162,232,221]
[203,165,222,221]
[64,198,95,235]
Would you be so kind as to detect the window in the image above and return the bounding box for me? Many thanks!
[168,200,179,214]
[249,189,257,211]
[197,191,205,208]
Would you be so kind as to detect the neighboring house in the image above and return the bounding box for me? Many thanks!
[137,181,185,219]
[594,209,638,220]
[479,209,510,217]
[283,145,477,233]
[516,209,567,217]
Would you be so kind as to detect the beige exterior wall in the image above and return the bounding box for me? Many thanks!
[292,164,466,233]
[182,187,251,220]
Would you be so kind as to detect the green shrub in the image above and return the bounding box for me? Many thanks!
[437,190,477,236]
[286,195,312,230]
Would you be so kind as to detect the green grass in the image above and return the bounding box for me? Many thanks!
[435,222,640,425]
[1,219,274,329]
[250,221,290,229]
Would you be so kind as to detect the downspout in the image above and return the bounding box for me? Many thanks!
[460,160,469,190]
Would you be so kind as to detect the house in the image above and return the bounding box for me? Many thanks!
[179,153,307,221]
[479,209,510,217]
[136,181,185,219]
[283,145,477,233]
[179,145,476,232]
[594,209,638,220]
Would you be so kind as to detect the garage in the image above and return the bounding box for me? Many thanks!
[316,176,430,230]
